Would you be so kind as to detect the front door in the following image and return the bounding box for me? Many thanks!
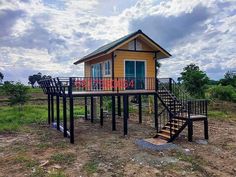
[125,60,145,90]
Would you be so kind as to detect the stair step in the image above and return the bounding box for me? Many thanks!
[164,126,179,131]
[157,133,170,139]
[161,129,176,133]
[167,122,181,126]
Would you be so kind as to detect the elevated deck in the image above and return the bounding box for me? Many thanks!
[67,89,156,97]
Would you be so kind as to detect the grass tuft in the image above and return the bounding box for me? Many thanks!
[50,152,76,165]
[83,160,98,174]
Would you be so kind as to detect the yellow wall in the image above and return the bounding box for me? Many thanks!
[84,53,112,77]
[84,38,156,78]
[114,51,155,78]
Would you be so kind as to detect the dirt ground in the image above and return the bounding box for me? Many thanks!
[0,115,236,177]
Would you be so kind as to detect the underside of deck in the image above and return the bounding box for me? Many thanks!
[67,89,156,97]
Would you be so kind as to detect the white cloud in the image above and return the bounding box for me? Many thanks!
[0,0,235,83]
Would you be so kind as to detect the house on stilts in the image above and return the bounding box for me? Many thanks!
[39,30,208,144]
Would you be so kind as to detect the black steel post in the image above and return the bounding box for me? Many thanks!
[117,96,121,116]
[154,93,158,130]
[63,95,67,137]
[69,77,74,144]
[100,96,103,126]
[51,95,54,123]
[127,96,129,119]
[188,120,193,142]
[169,78,172,92]
[56,94,60,130]
[138,95,142,124]
[112,96,116,130]
[85,97,88,120]
[123,95,128,136]
[48,94,51,124]
[204,119,209,140]
[91,96,94,123]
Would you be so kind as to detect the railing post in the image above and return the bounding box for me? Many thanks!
[169,78,172,92]
[69,77,74,144]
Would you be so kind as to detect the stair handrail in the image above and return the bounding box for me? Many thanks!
[170,78,192,100]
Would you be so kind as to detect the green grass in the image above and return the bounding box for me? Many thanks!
[0,104,85,133]
[14,155,39,168]
[50,152,76,165]
[0,105,48,133]
[83,161,98,174]
[208,110,234,121]
[28,87,43,93]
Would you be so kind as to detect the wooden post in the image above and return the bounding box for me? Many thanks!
[51,95,54,123]
[48,94,51,124]
[63,95,67,137]
[112,96,116,130]
[154,94,158,130]
[117,96,121,116]
[85,97,88,120]
[123,95,128,136]
[138,95,142,124]
[91,96,94,123]
[100,96,103,126]
[69,77,74,144]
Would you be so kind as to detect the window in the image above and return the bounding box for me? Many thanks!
[91,63,102,77]
[104,60,111,75]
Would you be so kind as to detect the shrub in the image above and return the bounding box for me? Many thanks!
[208,85,236,102]
[2,82,30,110]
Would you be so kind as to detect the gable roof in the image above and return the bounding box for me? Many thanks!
[74,29,171,65]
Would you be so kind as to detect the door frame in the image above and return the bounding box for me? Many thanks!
[123,59,147,89]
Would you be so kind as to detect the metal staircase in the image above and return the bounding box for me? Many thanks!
[155,78,208,142]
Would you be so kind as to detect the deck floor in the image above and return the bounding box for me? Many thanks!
[66,89,156,96]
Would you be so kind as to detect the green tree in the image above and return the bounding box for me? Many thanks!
[0,72,3,83]
[28,72,43,87]
[178,64,209,98]
[3,82,30,111]
[219,71,236,88]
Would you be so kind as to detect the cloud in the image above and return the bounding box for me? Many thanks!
[129,4,210,48]
[0,0,235,84]
[0,9,26,37]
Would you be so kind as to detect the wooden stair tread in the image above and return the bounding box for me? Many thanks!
[164,126,179,131]
[161,129,176,133]
[157,133,170,139]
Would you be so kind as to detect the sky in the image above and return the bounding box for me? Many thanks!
[0,0,236,84]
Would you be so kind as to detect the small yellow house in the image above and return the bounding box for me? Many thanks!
[74,30,171,90]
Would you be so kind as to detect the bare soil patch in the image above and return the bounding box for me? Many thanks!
[0,115,236,177]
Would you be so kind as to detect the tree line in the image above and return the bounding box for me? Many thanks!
[178,64,236,102]
[28,72,51,88]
